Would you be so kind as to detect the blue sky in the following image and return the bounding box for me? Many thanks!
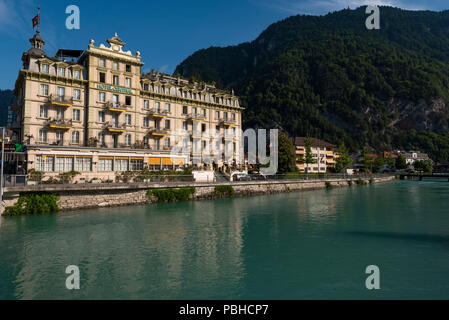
[0,0,448,89]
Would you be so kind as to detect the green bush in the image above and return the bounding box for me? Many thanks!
[147,187,195,202]
[356,179,367,185]
[4,193,59,216]
[369,177,374,184]
[325,181,333,189]
[347,180,353,186]
[214,185,235,197]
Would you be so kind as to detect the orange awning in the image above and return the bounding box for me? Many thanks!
[148,157,161,165]
[161,158,173,165]
[173,158,185,165]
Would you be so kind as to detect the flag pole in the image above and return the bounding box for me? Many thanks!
[37,7,40,32]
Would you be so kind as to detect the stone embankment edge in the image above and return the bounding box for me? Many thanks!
[1,176,396,214]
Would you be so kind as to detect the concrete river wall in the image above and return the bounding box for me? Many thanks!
[1,175,396,214]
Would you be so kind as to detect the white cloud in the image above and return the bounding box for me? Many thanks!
[253,0,428,15]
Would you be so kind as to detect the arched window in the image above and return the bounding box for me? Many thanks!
[71,131,80,144]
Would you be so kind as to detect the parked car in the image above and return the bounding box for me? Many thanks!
[233,173,251,181]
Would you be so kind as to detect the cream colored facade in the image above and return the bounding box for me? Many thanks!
[11,32,243,178]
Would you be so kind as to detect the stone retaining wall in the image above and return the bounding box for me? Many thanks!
[1,176,396,214]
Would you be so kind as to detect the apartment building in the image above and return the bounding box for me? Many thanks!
[292,137,337,173]
[10,31,243,180]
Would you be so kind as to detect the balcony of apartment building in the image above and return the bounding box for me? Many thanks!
[148,127,170,137]
[33,137,83,147]
[46,118,73,130]
[103,122,127,134]
[219,117,236,127]
[148,108,170,118]
[187,113,206,122]
[48,94,73,108]
[104,101,129,113]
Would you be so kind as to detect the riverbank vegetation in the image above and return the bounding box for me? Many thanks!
[4,193,59,216]
[214,186,235,198]
[147,187,195,203]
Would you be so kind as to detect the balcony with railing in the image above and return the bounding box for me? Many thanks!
[187,113,206,122]
[46,118,73,130]
[33,138,83,147]
[149,108,170,118]
[48,94,73,107]
[149,127,170,136]
[219,118,236,126]
[105,101,129,113]
[104,122,127,134]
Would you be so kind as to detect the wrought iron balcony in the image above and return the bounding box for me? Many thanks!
[219,118,236,126]
[49,94,73,107]
[104,101,129,113]
[104,122,127,133]
[187,113,206,121]
[148,108,170,118]
[149,128,170,136]
[46,118,73,130]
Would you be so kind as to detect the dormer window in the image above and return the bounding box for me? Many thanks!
[57,67,65,77]
[126,64,131,73]
[73,70,80,79]
[41,64,49,74]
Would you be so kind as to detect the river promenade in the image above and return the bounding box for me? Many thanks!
[1,174,396,214]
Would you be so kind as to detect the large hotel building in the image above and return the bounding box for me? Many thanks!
[9,31,243,180]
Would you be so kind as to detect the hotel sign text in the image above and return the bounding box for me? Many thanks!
[97,84,133,94]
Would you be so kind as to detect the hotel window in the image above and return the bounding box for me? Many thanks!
[165,120,170,130]
[57,67,65,77]
[165,138,170,148]
[155,102,161,112]
[36,156,54,172]
[73,70,80,79]
[71,131,80,144]
[98,111,105,123]
[75,158,92,172]
[143,83,149,91]
[125,78,131,88]
[182,106,188,114]
[98,159,113,172]
[40,84,49,96]
[154,85,159,93]
[144,137,149,147]
[202,141,207,150]
[98,133,105,145]
[183,91,187,98]
[232,113,236,121]
[125,134,132,146]
[183,121,188,130]
[144,100,149,109]
[56,132,64,143]
[126,64,131,73]
[99,72,106,83]
[193,93,197,100]
[224,112,228,121]
[192,107,197,115]
[202,109,206,117]
[99,92,106,102]
[231,100,235,106]
[165,103,170,113]
[215,111,220,119]
[115,159,129,171]
[73,89,81,100]
[113,75,119,85]
[125,114,132,125]
[112,94,119,106]
[113,62,119,71]
[130,159,144,171]
[41,64,49,74]
[143,117,149,128]
[165,87,170,95]
[73,109,81,121]
[57,87,65,97]
[202,123,206,132]
[125,96,131,106]
[38,129,47,142]
[40,105,48,118]
[56,109,65,120]
[99,59,106,67]
[55,157,74,172]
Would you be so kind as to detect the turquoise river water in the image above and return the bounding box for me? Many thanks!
[0,180,448,299]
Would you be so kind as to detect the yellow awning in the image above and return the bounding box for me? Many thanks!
[161,158,173,165]
[173,158,185,165]
[148,157,161,165]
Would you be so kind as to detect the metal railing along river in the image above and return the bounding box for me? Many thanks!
[2,173,395,188]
